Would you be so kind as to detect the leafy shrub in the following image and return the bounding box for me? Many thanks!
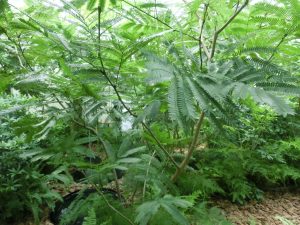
[189,202,232,225]
[0,148,68,224]
[178,140,300,204]
[51,187,137,225]
[222,99,300,149]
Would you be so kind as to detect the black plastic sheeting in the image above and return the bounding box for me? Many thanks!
[71,156,125,182]
[50,188,119,225]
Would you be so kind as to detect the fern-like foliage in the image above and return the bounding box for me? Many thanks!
[146,48,299,131]
[83,208,97,225]
[135,195,192,225]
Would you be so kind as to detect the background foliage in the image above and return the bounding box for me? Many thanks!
[0,0,299,224]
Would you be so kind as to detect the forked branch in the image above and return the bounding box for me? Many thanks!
[209,0,249,60]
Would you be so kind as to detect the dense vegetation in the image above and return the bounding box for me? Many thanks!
[0,0,300,224]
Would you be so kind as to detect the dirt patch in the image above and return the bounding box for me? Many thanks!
[214,190,300,225]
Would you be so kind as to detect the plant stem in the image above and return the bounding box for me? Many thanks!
[199,3,209,70]
[92,184,135,225]
[209,0,249,60]
[122,0,197,41]
[268,33,288,62]
[171,112,205,182]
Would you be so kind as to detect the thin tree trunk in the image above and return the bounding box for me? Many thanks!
[171,112,205,182]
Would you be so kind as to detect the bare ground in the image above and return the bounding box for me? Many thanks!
[215,190,300,225]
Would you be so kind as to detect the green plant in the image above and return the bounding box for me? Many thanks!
[58,189,129,225]
[0,0,300,224]
[83,209,97,225]
[135,195,192,225]
[190,202,232,225]
[0,148,70,224]
[275,216,296,225]
[189,141,300,203]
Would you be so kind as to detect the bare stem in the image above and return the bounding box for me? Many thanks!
[199,3,209,70]
[209,0,249,60]
[171,112,205,182]
[268,33,288,62]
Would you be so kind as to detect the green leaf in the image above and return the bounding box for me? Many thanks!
[161,203,189,225]
[99,0,107,10]
[117,157,141,164]
[83,208,97,225]
[87,0,97,10]
[135,201,160,225]
[119,146,146,158]
[110,0,117,5]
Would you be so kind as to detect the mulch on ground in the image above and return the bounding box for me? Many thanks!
[215,190,300,225]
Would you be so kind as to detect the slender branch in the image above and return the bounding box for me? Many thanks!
[268,33,288,62]
[3,31,33,71]
[115,54,124,86]
[235,1,240,12]
[92,184,135,225]
[53,94,67,110]
[199,3,209,70]
[16,35,34,71]
[209,0,249,60]
[98,5,101,58]
[96,7,123,200]
[122,0,198,41]
[201,35,210,58]
[94,25,179,168]
[171,112,205,182]
[143,150,156,199]
[113,169,122,200]
[94,5,178,167]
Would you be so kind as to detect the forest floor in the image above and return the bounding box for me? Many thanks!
[215,190,300,225]
[15,189,300,225]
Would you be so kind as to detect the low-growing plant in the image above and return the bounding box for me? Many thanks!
[0,148,71,224]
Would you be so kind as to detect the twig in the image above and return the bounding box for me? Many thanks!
[122,0,198,41]
[235,1,240,12]
[199,3,209,70]
[3,31,33,71]
[92,184,135,225]
[16,35,34,71]
[209,0,249,60]
[142,150,156,199]
[268,33,288,62]
[201,35,210,58]
[113,169,122,201]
